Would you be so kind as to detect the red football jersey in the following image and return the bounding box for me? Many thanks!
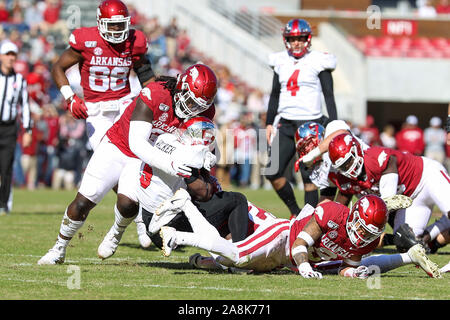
[289,201,378,264]
[69,27,148,103]
[363,146,423,197]
[329,146,423,197]
[106,81,216,158]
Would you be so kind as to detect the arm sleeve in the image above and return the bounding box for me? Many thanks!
[266,71,280,126]
[319,70,337,121]
[128,121,174,174]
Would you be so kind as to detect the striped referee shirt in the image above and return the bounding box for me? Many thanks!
[0,66,31,131]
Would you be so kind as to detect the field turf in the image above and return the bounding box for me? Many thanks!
[0,188,448,302]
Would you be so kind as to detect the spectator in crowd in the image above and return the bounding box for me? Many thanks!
[359,114,381,146]
[436,0,450,13]
[380,124,397,149]
[0,1,9,23]
[164,17,179,61]
[24,0,44,33]
[396,115,425,156]
[41,103,60,186]
[21,111,43,190]
[231,112,258,187]
[176,29,191,63]
[424,116,447,164]
[417,0,437,17]
[52,111,85,190]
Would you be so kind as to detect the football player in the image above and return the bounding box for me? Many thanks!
[52,0,154,150]
[99,117,252,257]
[52,0,155,246]
[158,191,441,278]
[37,64,218,265]
[328,133,450,240]
[264,18,338,218]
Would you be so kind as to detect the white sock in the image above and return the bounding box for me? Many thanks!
[182,200,221,235]
[112,204,137,233]
[175,230,238,262]
[361,253,411,274]
[59,208,85,245]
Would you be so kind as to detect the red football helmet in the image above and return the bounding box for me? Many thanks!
[282,19,312,58]
[347,195,388,248]
[329,133,364,179]
[174,64,218,119]
[97,0,130,44]
[176,116,216,151]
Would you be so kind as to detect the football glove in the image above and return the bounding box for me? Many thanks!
[298,262,323,279]
[67,95,88,119]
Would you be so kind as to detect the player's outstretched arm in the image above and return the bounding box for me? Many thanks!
[338,256,369,279]
[291,217,323,279]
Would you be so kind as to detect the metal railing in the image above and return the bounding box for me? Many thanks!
[208,0,284,50]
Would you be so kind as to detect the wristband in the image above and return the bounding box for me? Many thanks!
[298,231,315,246]
[306,146,321,160]
[446,116,450,133]
[60,85,75,100]
[291,245,308,256]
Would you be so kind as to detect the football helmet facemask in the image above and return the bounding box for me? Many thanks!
[97,0,131,44]
[329,133,364,179]
[347,195,388,248]
[282,19,312,58]
[174,64,218,119]
[176,116,216,151]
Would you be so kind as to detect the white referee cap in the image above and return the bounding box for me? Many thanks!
[0,41,18,55]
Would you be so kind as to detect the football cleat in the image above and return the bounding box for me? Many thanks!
[383,194,413,212]
[160,226,177,257]
[37,245,66,265]
[189,253,222,270]
[97,227,124,260]
[394,223,419,253]
[156,188,191,216]
[407,244,442,278]
[136,221,152,248]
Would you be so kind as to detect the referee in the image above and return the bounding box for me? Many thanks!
[0,41,32,215]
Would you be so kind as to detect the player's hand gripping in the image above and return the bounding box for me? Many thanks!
[203,151,217,171]
[67,94,88,119]
[170,160,192,178]
[298,262,323,279]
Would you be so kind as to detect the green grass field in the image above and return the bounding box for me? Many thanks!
[0,188,448,301]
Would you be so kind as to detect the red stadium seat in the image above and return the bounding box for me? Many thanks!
[411,37,431,49]
[430,37,448,49]
[375,36,394,50]
[393,37,411,50]
[363,35,377,48]
[406,49,426,58]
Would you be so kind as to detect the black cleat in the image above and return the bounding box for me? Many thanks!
[394,223,419,253]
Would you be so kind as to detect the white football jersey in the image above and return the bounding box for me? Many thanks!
[268,50,336,120]
[137,133,207,213]
[310,120,369,189]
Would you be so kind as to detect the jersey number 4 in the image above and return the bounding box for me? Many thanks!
[287,70,300,96]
